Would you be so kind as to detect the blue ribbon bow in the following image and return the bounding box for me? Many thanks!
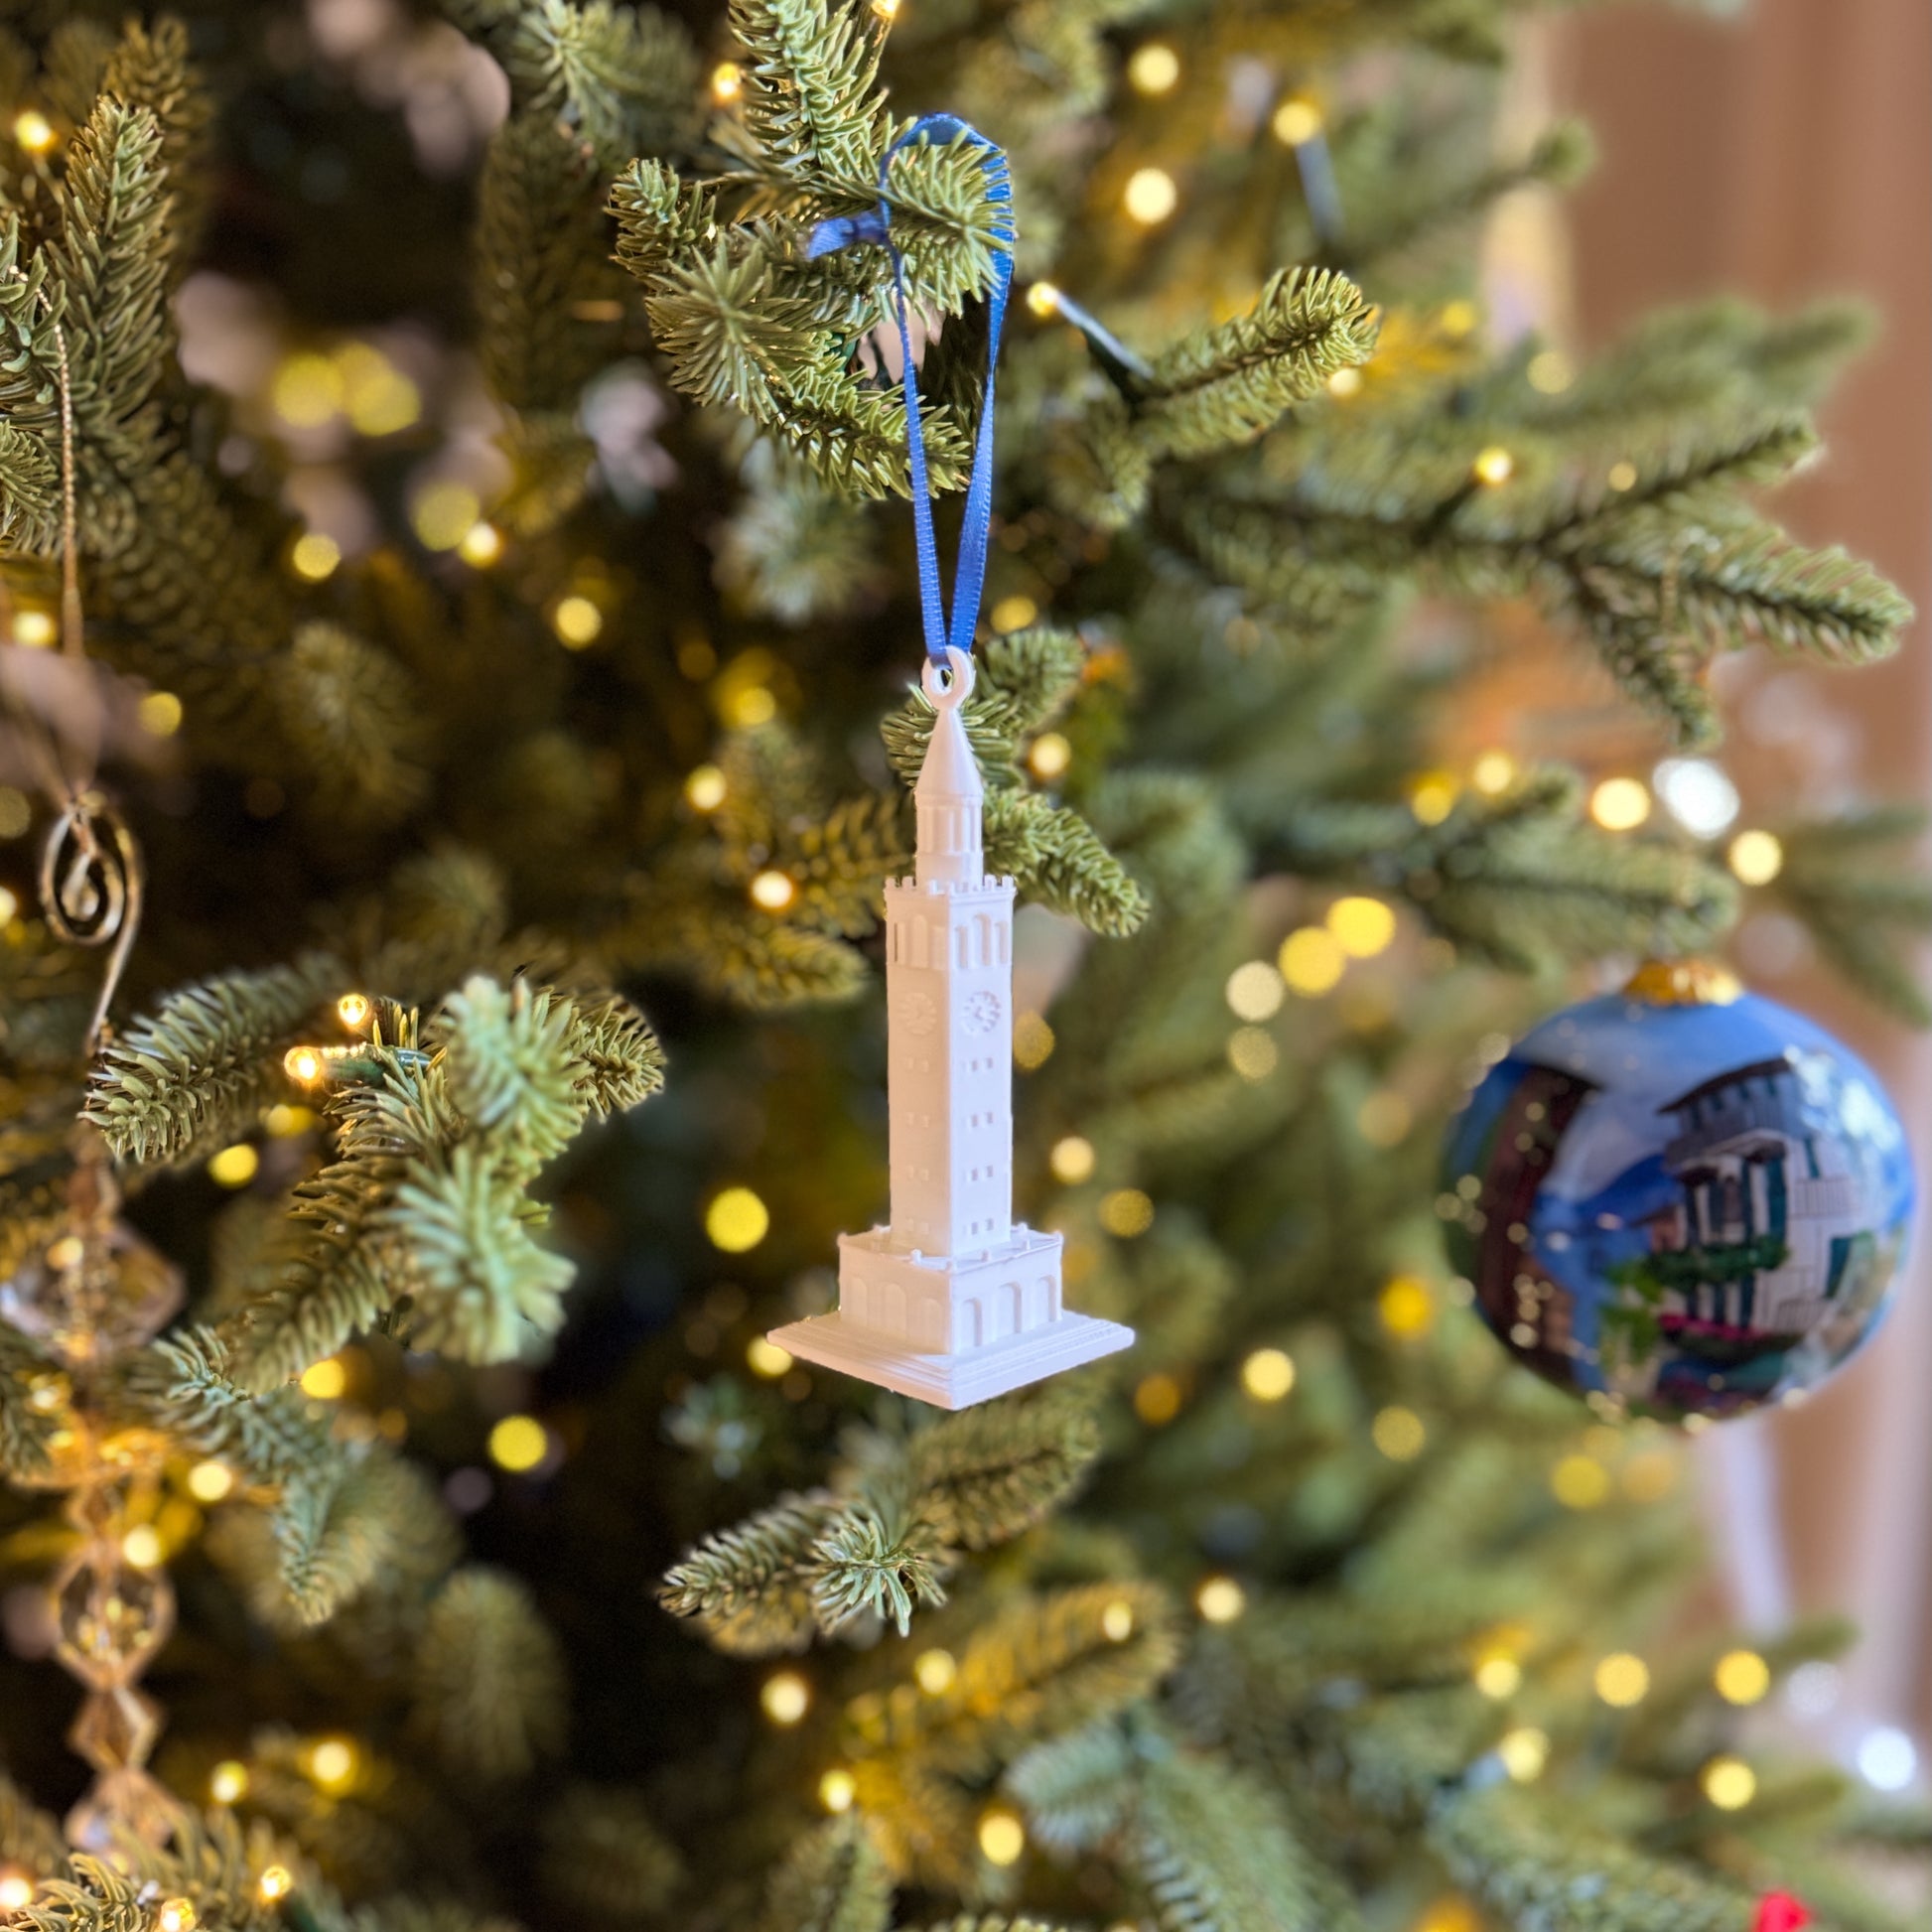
[807,115,1015,666]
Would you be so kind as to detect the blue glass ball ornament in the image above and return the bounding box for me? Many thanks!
[1442,962,1914,1423]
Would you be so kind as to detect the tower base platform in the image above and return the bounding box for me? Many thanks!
[766,1308,1133,1410]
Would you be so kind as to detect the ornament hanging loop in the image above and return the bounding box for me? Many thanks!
[40,796,144,1052]
[921,645,975,710]
[806,116,1015,668]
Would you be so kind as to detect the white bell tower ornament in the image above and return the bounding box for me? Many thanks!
[768,647,1134,1408]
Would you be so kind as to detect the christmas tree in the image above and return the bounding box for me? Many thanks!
[0,3,1925,1931]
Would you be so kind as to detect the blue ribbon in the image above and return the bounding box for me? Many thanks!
[807,115,1015,665]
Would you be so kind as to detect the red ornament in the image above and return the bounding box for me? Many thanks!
[1752,1894,1810,1932]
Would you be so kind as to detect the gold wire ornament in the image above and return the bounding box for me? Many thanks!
[0,276,186,1853]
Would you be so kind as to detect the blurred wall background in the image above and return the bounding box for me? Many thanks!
[1554,0,1932,1752]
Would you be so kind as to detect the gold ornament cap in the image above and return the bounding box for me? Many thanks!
[1621,957,1742,1007]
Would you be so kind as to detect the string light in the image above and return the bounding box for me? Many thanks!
[1413,1898,1481,1932]
[1607,460,1638,491]
[1589,776,1650,831]
[300,1357,347,1400]
[1653,757,1739,837]
[711,61,742,102]
[1356,1090,1412,1148]
[1594,1653,1650,1708]
[13,110,55,154]
[1527,350,1574,394]
[978,1807,1025,1866]
[337,992,371,1029]
[257,1867,293,1904]
[1470,446,1514,486]
[1271,97,1322,146]
[1027,732,1071,779]
[1377,1275,1434,1338]
[1856,1725,1917,1791]
[1473,1655,1521,1699]
[284,1046,324,1083]
[290,532,341,581]
[187,1459,235,1504]
[760,1672,810,1725]
[1099,1188,1154,1237]
[1128,44,1180,94]
[552,595,603,647]
[991,594,1036,632]
[1371,1406,1426,1461]
[1326,366,1362,398]
[157,1901,196,1932]
[1497,1726,1549,1782]
[1225,961,1286,1021]
[0,1869,32,1914]
[337,343,419,436]
[209,1761,249,1805]
[1727,829,1783,886]
[1013,1012,1054,1068]
[1701,1755,1756,1810]
[1026,281,1062,318]
[1227,1028,1277,1080]
[1123,167,1177,224]
[1551,1452,1609,1509]
[1133,1373,1180,1426]
[1100,1597,1136,1641]
[487,1414,549,1472]
[1714,1650,1771,1706]
[685,764,728,810]
[208,1143,260,1187]
[1471,751,1516,794]
[1049,1136,1096,1185]
[706,1185,769,1253]
[305,1738,356,1791]
[412,482,481,551]
[1620,1448,1677,1502]
[1195,1576,1246,1623]
[139,692,184,737]
[122,1525,163,1569]
[1407,769,1459,824]
[12,610,56,648]
[1278,926,1345,996]
[870,0,899,18]
[1326,897,1396,958]
[458,521,503,567]
[746,1337,792,1378]
[750,870,796,911]
[818,1768,856,1812]
[913,1648,956,1694]
[1240,1347,1296,1401]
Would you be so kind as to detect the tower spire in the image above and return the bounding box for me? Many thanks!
[914,652,983,886]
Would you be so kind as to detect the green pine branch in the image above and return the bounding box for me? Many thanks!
[1760,806,1932,1025]
[1276,768,1737,971]
[411,1567,569,1778]
[1134,266,1380,459]
[84,956,345,1165]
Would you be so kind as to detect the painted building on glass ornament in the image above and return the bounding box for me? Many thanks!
[1644,1052,1870,1340]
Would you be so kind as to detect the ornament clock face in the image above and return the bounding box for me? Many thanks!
[1441,989,1914,1424]
[965,990,1002,1034]
[898,990,938,1036]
